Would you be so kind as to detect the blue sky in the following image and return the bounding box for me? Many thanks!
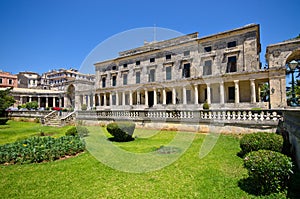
[0,0,299,75]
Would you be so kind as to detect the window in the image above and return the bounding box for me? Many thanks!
[203,60,212,76]
[112,76,117,86]
[182,63,190,78]
[0,78,2,84]
[9,79,13,85]
[204,46,212,52]
[150,58,155,63]
[166,66,172,80]
[136,61,140,66]
[184,51,190,56]
[186,90,191,103]
[123,74,128,85]
[228,87,235,100]
[136,71,140,84]
[123,63,127,68]
[226,56,237,73]
[166,54,171,60]
[149,69,155,82]
[33,80,36,84]
[112,95,116,105]
[102,77,106,88]
[112,65,117,70]
[227,41,237,48]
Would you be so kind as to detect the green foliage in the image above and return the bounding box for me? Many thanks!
[65,126,89,137]
[260,83,270,102]
[243,150,293,195]
[81,104,87,111]
[0,135,85,164]
[34,117,40,123]
[106,122,135,142]
[0,88,15,117]
[25,101,38,110]
[202,101,209,109]
[239,132,283,156]
[0,118,9,125]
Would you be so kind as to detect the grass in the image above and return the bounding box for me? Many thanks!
[0,121,299,198]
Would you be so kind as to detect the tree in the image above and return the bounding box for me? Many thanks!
[260,83,270,102]
[0,88,15,117]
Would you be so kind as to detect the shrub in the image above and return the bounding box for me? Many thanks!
[243,150,293,195]
[0,118,9,125]
[106,122,135,142]
[81,104,87,111]
[0,136,85,164]
[34,117,40,123]
[65,126,89,137]
[203,101,209,109]
[25,101,38,110]
[239,132,283,156]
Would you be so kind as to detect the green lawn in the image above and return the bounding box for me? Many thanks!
[0,121,298,198]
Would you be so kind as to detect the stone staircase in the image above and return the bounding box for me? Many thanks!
[42,111,76,127]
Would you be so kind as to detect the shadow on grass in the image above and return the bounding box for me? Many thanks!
[107,137,135,142]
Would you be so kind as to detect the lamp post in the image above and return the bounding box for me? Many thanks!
[288,60,298,105]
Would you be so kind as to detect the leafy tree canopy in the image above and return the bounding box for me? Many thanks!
[0,88,15,117]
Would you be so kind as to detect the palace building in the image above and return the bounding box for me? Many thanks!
[75,24,287,110]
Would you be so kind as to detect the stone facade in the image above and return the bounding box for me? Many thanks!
[0,71,18,88]
[17,71,40,88]
[77,24,284,110]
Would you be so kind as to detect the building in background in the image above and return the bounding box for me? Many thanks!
[0,71,18,88]
[17,71,40,89]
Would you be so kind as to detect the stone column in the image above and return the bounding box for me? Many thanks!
[64,96,68,108]
[53,97,56,107]
[29,96,32,102]
[153,88,157,106]
[250,79,256,103]
[234,80,240,104]
[93,94,97,106]
[137,91,140,105]
[219,81,225,104]
[129,91,133,105]
[258,85,261,102]
[194,84,198,104]
[38,97,41,107]
[98,94,101,106]
[183,86,187,104]
[86,95,90,108]
[109,93,113,106]
[162,88,166,105]
[20,96,23,104]
[145,89,148,106]
[172,87,176,104]
[206,83,211,104]
[59,97,62,107]
[46,97,49,108]
[115,92,119,106]
[103,93,107,106]
[122,92,126,105]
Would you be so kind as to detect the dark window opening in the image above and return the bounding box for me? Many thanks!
[184,51,190,56]
[112,76,117,86]
[149,69,155,82]
[123,63,127,68]
[182,63,191,78]
[136,61,140,65]
[166,66,172,80]
[186,90,191,103]
[112,95,116,105]
[227,41,237,48]
[9,79,13,84]
[136,71,140,84]
[226,56,237,73]
[228,87,235,101]
[203,60,212,76]
[166,54,171,60]
[150,58,155,63]
[112,65,117,70]
[123,74,128,85]
[102,77,106,88]
[204,46,212,52]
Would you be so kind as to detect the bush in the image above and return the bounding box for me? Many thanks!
[239,132,283,156]
[0,136,85,164]
[243,150,293,195]
[81,104,87,111]
[0,118,9,125]
[203,101,209,110]
[65,126,89,137]
[106,122,135,142]
[25,101,38,110]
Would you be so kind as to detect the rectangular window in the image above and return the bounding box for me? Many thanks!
[112,95,116,105]
[0,78,2,84]
[186,90,191,103]
[102,77,106,88]
[112,76,117,86]
[226,56,237,73]
[123,63,127,68]
[184,51,190,56]
[227,41,237,48]
[203,60,212,76]
[182,63,190,78]
[149,69,155,82]
[112,65,117,70]
[136,71,140,84]
[166,66,172,80]
[150,58,155,63]
[123,74,128,85]
[136,61,140,66]
[9,79,13,85]
[166,54,171,60]
[204,46,212,52]
[228,87,235,100]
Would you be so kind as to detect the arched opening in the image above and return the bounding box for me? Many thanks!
[67,84,75,108]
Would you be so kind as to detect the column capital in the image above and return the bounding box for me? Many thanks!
[234,80,239,83]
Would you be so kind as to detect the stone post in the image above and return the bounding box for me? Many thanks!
[115,92,119,106]
[103,93,107,106]
[137,90,140,105]
[122,92,126,105]
[207,83,211,104]
[145,89,148,106]
[194,84,198,104]
[162,88,166,105]
[129,91,133,105]
[172,87,176,104]
[219,81,225,104]
[153,88,157,106]
[250,79,256,103]
[183,86,187,105]
[234,80,240,104]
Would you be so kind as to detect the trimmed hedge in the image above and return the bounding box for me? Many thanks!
[106,122,135,142]
[0,118,9,125]
[240,132,283,156]
[0,136,85,164]
[243,150,293,195]
[65,126,89,137]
